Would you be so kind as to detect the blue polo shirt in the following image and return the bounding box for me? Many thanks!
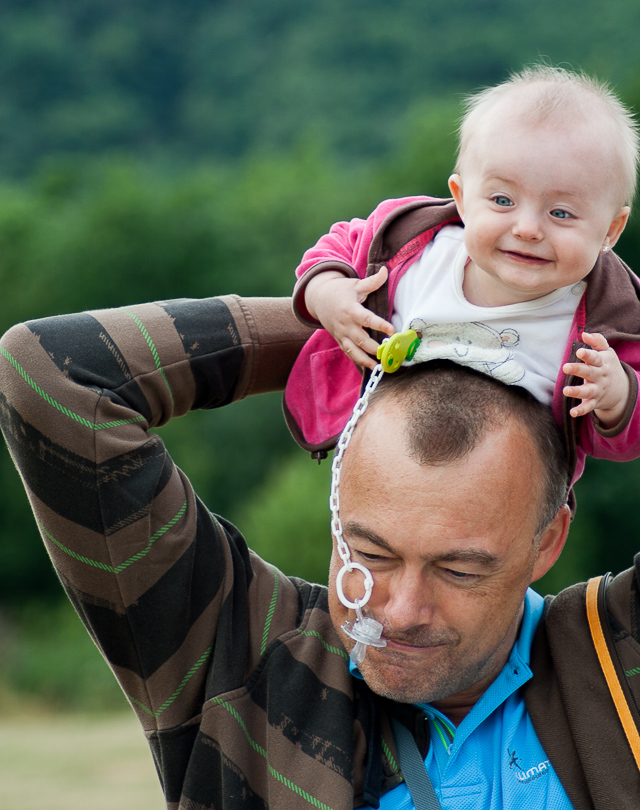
[353,589,574,809]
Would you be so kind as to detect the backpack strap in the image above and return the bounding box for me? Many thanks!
[391,716,442,810]
[586,575,640,769]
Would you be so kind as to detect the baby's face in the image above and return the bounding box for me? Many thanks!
[448,114,629,307]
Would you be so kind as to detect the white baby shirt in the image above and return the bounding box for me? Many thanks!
[391,225,584,406]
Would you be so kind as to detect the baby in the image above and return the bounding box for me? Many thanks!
[285,65,640,485]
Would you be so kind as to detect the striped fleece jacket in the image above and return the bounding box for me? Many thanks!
[1,294,640,809]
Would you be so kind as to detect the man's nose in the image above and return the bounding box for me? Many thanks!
[383,569,432,631]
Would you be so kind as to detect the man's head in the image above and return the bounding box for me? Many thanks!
[447,65,636,307]
[329,363,571,716]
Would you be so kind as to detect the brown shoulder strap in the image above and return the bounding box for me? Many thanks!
[586,575,640,769]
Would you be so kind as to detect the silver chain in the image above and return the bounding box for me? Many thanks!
[330,363,384,612]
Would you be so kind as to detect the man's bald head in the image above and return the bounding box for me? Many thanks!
[366,362,570,534]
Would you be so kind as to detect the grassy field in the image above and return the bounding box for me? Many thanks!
[0,711,165,809]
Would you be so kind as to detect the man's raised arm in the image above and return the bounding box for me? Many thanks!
[0,295,311,738]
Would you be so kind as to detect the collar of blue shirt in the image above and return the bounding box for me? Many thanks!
[350,588,574,809]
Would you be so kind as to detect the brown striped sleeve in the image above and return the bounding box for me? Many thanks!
[0,296,311,737]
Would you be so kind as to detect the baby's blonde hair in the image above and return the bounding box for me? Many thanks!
[456,65,639,206]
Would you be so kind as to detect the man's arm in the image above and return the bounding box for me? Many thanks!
[0,296,311,733]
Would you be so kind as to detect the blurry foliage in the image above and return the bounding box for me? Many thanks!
[0,144,386,330]
[0,0,640,175]
[233,452,333,587]
[0,599,127,711]
[537,458,640,596]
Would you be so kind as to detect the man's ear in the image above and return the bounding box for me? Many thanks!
[448,174,465,221]
[530,504,571,583]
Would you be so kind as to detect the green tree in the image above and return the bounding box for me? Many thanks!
[234,451,332,586]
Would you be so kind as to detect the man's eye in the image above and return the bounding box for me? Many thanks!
[492,195,513,207]
[354,550,387,564]
[443,568,475,580]
[550,208,572,219]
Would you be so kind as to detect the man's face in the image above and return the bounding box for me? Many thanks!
[328,401,567,714]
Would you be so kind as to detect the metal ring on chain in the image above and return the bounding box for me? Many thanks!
[335,561,374,611]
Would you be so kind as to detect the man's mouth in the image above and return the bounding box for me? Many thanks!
[383,636,450,652]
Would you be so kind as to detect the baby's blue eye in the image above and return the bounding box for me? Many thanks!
[493,195,513,207]
[550,209,571,219]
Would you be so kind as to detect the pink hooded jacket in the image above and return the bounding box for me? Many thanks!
[284,196,640,487]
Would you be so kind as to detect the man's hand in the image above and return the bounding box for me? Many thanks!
[563,332,630,428]
[304,266,395,369]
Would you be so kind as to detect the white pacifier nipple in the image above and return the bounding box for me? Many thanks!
[342,609,387,666]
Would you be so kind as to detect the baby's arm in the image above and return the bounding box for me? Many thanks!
[304,266,395,370]
[562,332,630,428]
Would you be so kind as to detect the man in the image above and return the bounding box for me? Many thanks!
[0,295,639,809]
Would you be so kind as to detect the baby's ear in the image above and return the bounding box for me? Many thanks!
[448,174,465,220]
[605,205,630,249]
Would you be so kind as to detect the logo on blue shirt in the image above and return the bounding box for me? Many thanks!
[507,748,551,784]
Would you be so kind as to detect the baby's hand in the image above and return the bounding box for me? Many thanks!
[304,266,395,369]
[562,332,630,428]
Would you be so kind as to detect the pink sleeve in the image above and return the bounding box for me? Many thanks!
[577,342,640,462]
[292,196,431,323]
[295,218,369,281]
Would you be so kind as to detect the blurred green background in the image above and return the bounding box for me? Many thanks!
[1,0,640,717]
